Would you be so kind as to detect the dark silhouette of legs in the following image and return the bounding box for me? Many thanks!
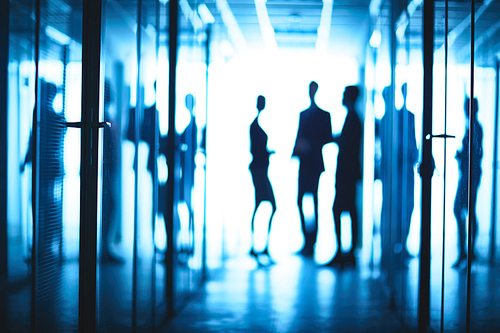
[297,175,319,257]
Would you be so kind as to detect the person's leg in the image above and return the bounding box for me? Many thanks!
[263,195,276,256]
[333,202,342,256]
[297,178,309,254]
[326,201,344,265]
[311,184,320,252]
[453,181,467,266]
[348,201,358,257]
[250,202,259,258]
[471,180,480,259]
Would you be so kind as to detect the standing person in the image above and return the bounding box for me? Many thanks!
[453,97,482,268]
[328,85,362,265]
[249,95,276,265]
[379,83,419,266]
[292,81,333,257]
[177,93,197,261]
[101,80,123,263]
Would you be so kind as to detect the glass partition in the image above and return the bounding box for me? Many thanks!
[469,0,500,331]
[33,0,82,330]
[174,0,208,310]
[98,0,139,331]
[4,1,37,330]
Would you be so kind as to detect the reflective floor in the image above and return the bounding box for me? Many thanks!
[162,255,407,333]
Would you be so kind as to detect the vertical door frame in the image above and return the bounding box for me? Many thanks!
[419,0,434,331]
[79,0,102,331]
[166,0,179,317]
[0,0,10,280]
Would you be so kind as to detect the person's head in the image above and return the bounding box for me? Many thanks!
[257,95,265,112]
[464,97,478,118]
[342,85,360,108]
[309,81,318,101]
[401,83,408,101]
[185,93,195,113]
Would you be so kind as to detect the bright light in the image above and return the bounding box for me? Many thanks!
[45,26,71,45]
[369,30,381,48]
[198,4,215,24]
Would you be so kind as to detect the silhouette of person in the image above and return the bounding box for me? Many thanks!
[101,80,122,263]
[249,95,276,265]
[292,81,333,257]
[126,82,161,254]
[453,97,482,268]
[379,84,419,266]
[21,79,66,258]
[328,85,362,265]
[177,93,197,260]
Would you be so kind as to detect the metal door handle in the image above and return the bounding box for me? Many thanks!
[63,121,111,128]
[425,133,455,140]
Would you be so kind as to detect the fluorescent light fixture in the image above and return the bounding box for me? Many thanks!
[254,0,277,51]
[316,0,334,53]
[45,25,71,45]
[180,0,203,31]
[198,4,215,24]
[216,0,247,53]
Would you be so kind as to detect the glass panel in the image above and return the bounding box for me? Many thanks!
[32,0,82,330]
[174,0,207,309]
[373,0,421,330]
[394,2,422,329]
[97,0,141,332]
[470,0,500,331]
[135,0,158,329]
[4,1,37,331]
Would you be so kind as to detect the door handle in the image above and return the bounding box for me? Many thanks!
[425,133,455,140]
[63,121,111,128]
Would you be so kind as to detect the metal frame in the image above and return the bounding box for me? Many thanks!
[0,0,9,280]
[419,0,434,331]
[79,0,102,331]
[166,0,179,317]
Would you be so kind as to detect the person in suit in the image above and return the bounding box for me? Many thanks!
[453,97,482,268]
[328,85,362,265]
[249,95,276,265]
[292,81,333,257]
[378,84,418,268]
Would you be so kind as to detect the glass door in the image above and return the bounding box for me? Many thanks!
[32,0,83,330]
[424,0,500,331]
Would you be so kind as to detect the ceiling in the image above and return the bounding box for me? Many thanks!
[8,0,500,66]
[185,0,372,61]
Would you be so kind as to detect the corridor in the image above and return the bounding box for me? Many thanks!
[162,255,406,332]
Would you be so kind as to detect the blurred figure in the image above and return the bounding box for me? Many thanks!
[379,84,418,268]
[249,95,276,266]
[177,93,197,262]
[453,97,482,268]
[101,80,122,263]
[126,82,161,255]
[21,79,66,258]
[328,85,362,266]
[292,81,333,257]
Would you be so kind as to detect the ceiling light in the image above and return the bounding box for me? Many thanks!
[198,4,215,25]
[45,26,71,45]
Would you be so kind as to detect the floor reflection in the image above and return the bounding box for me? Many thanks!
[163,255,406,332]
